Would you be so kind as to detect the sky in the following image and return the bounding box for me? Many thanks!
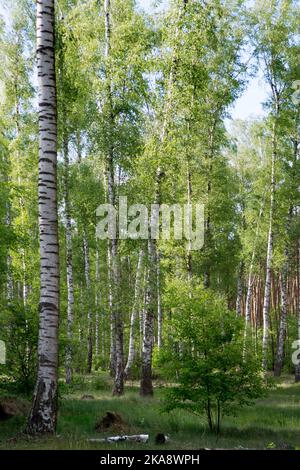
[0,0,268,122]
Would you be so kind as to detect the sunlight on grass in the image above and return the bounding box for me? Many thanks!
[0,375,300,450]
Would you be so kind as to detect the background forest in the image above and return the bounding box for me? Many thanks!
[0,0,300,450]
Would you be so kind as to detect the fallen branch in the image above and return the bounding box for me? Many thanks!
[88,434,149,444]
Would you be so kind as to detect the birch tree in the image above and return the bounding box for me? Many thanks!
[124,248,144,379]
[26,0,60,434]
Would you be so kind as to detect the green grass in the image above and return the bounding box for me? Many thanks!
[0,374,300,450]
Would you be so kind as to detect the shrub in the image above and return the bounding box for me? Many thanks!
[0,302,38,395]
[160,280,270,434]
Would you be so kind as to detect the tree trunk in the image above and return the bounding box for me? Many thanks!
[140,0,188,397]
[124,248,144,379]
[274,209,292,376]
[157,251,163,350]
[83,231,93,374]
[64,138,74,385]
[274,268,287,376]
[103,0,124,395]
[108,245,116,375]
[5,205,13,301]
[243,193,266,352]
[95,247,100,358]
[186,167,192,283]
[262,120,276,371]
[26,0,59,435]
[295,238,300,382]
[140,240,156,396]
[204,122,216,289]
[236,261,244,316]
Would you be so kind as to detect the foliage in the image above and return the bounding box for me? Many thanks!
[0,302,38,395]
[160,281,270,433]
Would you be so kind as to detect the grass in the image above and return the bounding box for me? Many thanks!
[0,374,300,450]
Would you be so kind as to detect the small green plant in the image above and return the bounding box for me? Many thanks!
[160,280,270,434]
[0,302,38,395]
[92,374,111,391]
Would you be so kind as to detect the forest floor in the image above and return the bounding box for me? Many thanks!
[0,373,300,450]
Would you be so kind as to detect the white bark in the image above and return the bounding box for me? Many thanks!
[95,247,100,358]
[140,240,156,396]
[140,1,188,396]
[26,0,59,435]
[124,248,144,379]
[108,245,116,374]
[63,139,74,385]
[139,272,147,357]
[157,251,163,350]
[83,230,93,373]
[262,120,276,371]
[245,199,265,326]
[295,238,300,382]
[186,168,192,283]
[88,434,149,444]
[274,267,287,376]
[103,0,124,395]
[236,261,243,316]
[5,205,13,301]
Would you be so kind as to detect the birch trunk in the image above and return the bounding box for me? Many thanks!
[5,206,13,301]
[274,208,292,376]
[295,238,300,382]
[204,121,216,289]
[140,240,156,396]
[274,267,287,376]
[124,248,144,379]
[186,167,192,283]
[26,0,60,435]
[243,193,266,352]
[157,251,163,350]
[139,274,147,358]
[262,120,276,371]
[236,261,244,316]
[103,0,124,395]
[139,0,188,396]
[83,231,93,373]
[63,137,74,385]
[108,245,116,375]
[95,247,100,358]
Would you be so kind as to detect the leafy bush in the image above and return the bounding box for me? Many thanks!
[0,302,38,395]
[92,373,111,391]
[159,280,270,434]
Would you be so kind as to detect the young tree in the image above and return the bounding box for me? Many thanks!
[161,281,269,434]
